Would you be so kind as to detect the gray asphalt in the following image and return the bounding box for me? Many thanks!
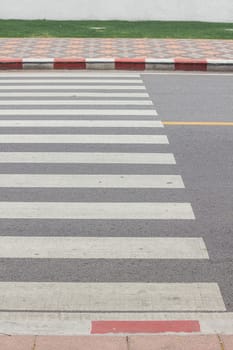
[0,71,232,312]
[143,72,233,310]
[143,73,233,121]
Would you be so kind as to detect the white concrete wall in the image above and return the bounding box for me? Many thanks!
[1,0,233,22]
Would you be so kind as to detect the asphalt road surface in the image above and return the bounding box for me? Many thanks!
[0,71,232,334]
[143,72,233,308]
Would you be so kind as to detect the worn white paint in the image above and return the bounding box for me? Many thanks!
[0,100,153,106]
[0,85,146,90]
[0,174,183,188]
[0,283,224,311]
[0,152,175,164]
[1,0,232,22]
[0,92,149,98]
[0,134,168,144]
[0,79,143,84]
[0,120,163,127]
[0,73,141,77]
[0,237,208,259]
[0,202,194,219]
[0,109,156,116]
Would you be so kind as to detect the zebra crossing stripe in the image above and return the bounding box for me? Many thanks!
[0,120,163,128]
[0,72,223,332]
[0,202,194,219]
[0,73,141,77]
[0,237,208,259]
[0,92,149,97]
[0,152,175,164]
[0,85,146,90]
[0,134,168,144]
[0,79,144,84]
[0,283,225,311]
[0,100,153,106]
[0,109,157,116]
[0,174,183,188]
[1,71,141,76]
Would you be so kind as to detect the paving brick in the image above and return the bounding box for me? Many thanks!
[129,335,220,350]
[0,38,232,59]
[221,335,233,350]
[0,336,35,350]
[35,336,128,350]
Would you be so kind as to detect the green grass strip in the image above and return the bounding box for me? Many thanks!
[0,20,233,39]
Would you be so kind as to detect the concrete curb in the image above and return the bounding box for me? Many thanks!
[0,335,233,350]
[0,58,233,71]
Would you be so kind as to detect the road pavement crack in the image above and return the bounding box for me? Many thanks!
[32,335,37,350]
[217,335,225,350]
[126,335,130,350]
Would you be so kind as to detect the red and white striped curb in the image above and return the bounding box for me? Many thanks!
[0,58,233,71]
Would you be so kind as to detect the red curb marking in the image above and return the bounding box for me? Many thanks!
[115,58,146,71]
[0,58,23,70]
[175,58,207,71]
[54,58,86,70]
[91,320,200,334]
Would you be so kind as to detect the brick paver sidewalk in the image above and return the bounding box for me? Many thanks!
[1,335,233,350]
[0,38,232,59]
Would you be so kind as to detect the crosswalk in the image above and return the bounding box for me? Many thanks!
[0,120,163,127]
[0,174,183,187]
[0,134,169,143]
[0,283,225,312]
[0,72,226,334]
[0,237,208,259]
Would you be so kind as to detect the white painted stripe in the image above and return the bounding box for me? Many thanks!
[0,109,157,116]
[0,134,168,144]
[0,237,208,259]
[1,312,233,335]
[22,58,54,63]
[0,79,143,84]
[0,92,149,98]
[0,85,146,90]
[0,100,153,106]
[0,73,141,78]
[0,120,163,128]
[0,152,175,164]
[146,58,174,64]
[86,58,115,63]
[0,174,182,188]
[0,202,194,219]
[0,283,224,311]
[207,59,233,64]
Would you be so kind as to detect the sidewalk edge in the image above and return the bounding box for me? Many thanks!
[0,58,233,71]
